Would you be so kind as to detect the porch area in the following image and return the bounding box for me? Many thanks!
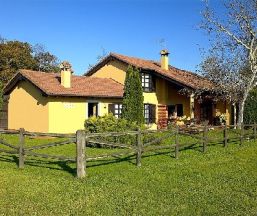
[157,97,231,129]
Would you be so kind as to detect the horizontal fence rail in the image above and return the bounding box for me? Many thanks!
[86,150,136,161]
[0,147,18,154]
[0,138,19,149]
[24,131,76,138]
[25,139,76,151]
[25,150,76,162]
[87,139,135,149]
[0,123,256,178]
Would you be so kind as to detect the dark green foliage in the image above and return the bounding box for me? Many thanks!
[84,114,151,146]
[85,113,139,145]
[121,65,144,125]
[84,113,138,133]
[244,88,257,124]
[0,38,60,84]
[0,40,37,83]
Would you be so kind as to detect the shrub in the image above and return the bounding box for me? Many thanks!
[121,65,144,125]
[84,113,138,133]
[85,114,139,145]
[85,114,151,146]
[244,88,257,124]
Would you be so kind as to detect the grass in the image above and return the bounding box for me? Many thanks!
[0,130,257,215]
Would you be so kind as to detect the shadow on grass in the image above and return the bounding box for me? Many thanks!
[0,154,77,177]
[0,138,243,176]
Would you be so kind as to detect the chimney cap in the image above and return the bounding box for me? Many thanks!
[60,61,73,73]
[160,49,169,55]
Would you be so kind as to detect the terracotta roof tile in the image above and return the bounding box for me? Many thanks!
[86,52,214,90]
[5,70,124,98]
[110,53,214,89]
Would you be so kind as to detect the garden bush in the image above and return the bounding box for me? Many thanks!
[244,88,257,124]
[84,114,156,146]
[84,113,138,133]
[85,114,140,145]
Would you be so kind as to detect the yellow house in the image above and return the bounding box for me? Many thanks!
[86,50,231,128]
[3,51,231,133]
[3,62,123,133]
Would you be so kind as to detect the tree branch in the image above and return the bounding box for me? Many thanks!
[209,17,251,50]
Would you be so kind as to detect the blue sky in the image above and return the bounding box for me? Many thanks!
[0,0,220,75]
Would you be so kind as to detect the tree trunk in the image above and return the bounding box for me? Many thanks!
[237,97,247,128]
[233,103,237,129]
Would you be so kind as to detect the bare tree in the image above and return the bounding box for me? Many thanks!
[87,47,108,70]
[200,0,257,127]
[33,44,60,73]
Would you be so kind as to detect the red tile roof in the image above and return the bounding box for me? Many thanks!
[4,70,124,98]
[86,52,214,90]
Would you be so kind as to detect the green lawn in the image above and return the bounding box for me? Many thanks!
[0,131,257,215]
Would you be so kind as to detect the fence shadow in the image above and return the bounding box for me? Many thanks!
[0,154,76,176]
[0,124,256,178]
[86,154,135,168]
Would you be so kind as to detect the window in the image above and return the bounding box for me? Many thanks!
[176,104,183,117]
[144,104,156,124]
[141,72,154,92]
[167,104,183,119]
[168,105,176,118]
[88,103,98,117]
[109,103,122,118]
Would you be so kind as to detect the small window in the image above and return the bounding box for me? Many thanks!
[144,104,156,124]
[109,103,122,118]
[167,104,183,118]
[177,104,183,117]
[88,103,98,117]
[141,72,155,92]
[168,105,176,118]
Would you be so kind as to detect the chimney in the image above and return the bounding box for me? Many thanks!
[60,61,73,88]
[160,49,169,70]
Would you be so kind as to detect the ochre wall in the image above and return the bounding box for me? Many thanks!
[215,101,231,125]
[48,98,122,134]
[48,98,86,133]
[90,60,127,84]
[156,78,167,105]
[165,81,190,117]
[8,81,49,132]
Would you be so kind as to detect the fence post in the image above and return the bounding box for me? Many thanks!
[254,122,256,142]
[223,124,228,147]
[76,130,86,178]
[202,123,208,153]
[136,128,142,167]
[19,128,25,169]
[175,126,179,159]
[240,123,244,146]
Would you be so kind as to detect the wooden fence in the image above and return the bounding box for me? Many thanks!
[0,123,256,178]
[0,128,77,171]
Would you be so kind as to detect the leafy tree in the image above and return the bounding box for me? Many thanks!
[33,44,60,73]
[0,40,37,84]
[199,0,257,127]
[0,38,60,84]
[244,88,257,124]
[121,65,144,125]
